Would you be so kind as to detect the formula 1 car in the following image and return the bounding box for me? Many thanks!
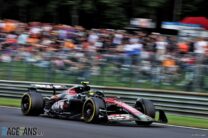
[21,82,167,125]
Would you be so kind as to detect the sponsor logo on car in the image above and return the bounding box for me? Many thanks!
[108,114,134,121]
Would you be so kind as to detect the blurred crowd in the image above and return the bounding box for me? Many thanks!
[0,19,208,90]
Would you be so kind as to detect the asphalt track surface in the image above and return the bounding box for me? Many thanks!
[0,107,207,138]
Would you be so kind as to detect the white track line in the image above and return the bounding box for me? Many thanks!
[155,123,208,131]
[0,106,208,131]
[0,105,20,109]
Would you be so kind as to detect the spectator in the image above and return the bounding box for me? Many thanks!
[155,36,168,56]
[162,55,177,84]
[112,31,123,46]
[17,32,29,45]
[194,37,208,63]
[0,19,207,91]
[177,41,189,55]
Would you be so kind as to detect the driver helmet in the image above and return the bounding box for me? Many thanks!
[74,81,90,93]
[83,85,90,91]
[81,81,90,92]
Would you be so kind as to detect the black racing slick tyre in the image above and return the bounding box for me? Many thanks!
[82,97,107,123]
[21,92,44,116]
[135,99,155,126]
[135,99,156,118]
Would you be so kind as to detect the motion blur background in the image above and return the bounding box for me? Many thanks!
[0,0,208,92]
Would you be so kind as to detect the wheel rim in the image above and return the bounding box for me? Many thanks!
[83,103,94,120]
[21,95,30,112]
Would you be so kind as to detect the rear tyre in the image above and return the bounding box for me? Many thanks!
[135,99,155,126]
[82,97,107,123]
[21,92,43,116]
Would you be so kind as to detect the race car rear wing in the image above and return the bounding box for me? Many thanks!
[29,84,68,95]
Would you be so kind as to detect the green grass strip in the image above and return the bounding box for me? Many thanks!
[0,97,208,129]
[166,114,208,129]
[0,98,20,107]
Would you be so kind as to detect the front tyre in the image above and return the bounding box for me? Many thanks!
[21,92,43,116]
[135,99,155,126]
[135,99,155,118]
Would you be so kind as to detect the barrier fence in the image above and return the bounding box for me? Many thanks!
[1,61,208,92]
[0,80,208,118]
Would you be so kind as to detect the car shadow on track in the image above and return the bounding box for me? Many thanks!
[101,122,166,128]
[40,115,166,128]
